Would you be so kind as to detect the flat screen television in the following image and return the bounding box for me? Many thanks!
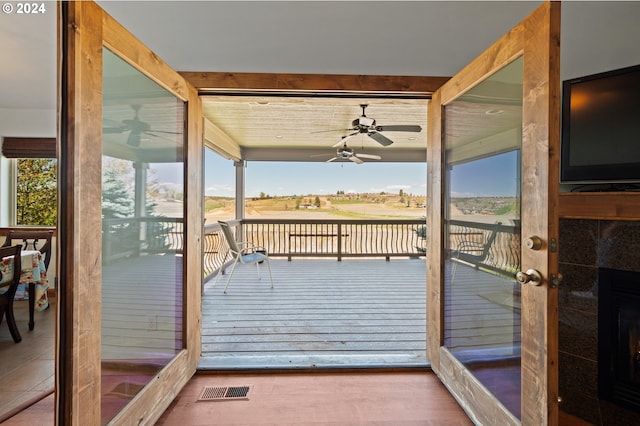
[561,64,640,190]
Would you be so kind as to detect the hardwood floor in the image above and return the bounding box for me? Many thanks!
[0,296,55,422]
[3,373,594,425]
[156,371,474,425]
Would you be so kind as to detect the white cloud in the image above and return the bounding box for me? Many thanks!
[205,184,234,196]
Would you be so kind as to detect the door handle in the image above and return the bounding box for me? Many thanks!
[516,269,543,286]
[524,235,543,250]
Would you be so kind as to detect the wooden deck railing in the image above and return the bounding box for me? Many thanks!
[102,217,184,264]
[203,218,427,281]
[101,217,519,282]
[447,219,520,277]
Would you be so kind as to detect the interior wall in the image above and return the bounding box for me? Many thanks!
[561,2,640,80]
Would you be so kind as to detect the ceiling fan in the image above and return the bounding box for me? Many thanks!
[323,142,382,164]
[102,104,180,147]
[317,104,422,147]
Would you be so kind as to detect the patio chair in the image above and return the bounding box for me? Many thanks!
[450,221,502,282]
[0,244,23,342]
[214,221,273,294]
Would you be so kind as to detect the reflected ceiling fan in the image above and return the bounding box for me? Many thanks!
[316,104,422,147]
[322,141,382,164]
[102,104,180,147]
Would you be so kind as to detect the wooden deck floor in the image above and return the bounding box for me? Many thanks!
[100,255,519,370]
[201,257,520,370]
[201,258,428,369]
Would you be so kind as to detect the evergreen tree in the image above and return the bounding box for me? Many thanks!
[101,165,135,218]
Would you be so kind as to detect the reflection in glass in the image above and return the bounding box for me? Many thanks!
[204,148,236,222]
[101,48,184,424]
[443,58,523,418]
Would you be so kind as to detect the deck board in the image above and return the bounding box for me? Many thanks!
[200,257,520,369]
[201,258,427,368]
[100,255,519,370]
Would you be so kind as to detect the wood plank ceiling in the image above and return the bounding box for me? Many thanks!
[200,96,429,163]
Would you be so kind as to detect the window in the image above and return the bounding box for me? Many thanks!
[16,158,57,226]
[2,137,57,226]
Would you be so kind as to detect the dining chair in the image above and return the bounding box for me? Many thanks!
[214,221,273,294]
[2,229,54,329]
[0,244,23,342]
[2,230,53,271]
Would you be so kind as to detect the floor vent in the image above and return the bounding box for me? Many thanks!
[198,385,252,401]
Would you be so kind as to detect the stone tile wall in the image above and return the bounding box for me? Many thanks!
[559,219,640,424]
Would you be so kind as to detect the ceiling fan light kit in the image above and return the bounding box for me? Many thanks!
[320,104,422,149]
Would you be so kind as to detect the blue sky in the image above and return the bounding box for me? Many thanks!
[204,151,427,198]
[448,151,519,198]
[152,149,519,199]
[200,149,519,198]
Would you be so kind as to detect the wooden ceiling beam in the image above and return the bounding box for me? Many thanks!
[179,72,450,96]
[242,147,425,163]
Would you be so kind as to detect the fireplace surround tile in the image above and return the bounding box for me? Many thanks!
[596,220,640,271]
[559,263,598,313]
[560,219,598,265]
[558,387,601,425]
[559,219,640,424]
[559,351,598,399]
[559,308,597,361]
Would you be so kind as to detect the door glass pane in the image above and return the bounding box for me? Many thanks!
[443,57,523,418]
[101,48,185,424]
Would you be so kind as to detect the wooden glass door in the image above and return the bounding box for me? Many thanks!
[426,3,560,425]
[59,2,203,424]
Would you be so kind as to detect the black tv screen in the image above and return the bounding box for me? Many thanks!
[561,64,640,186]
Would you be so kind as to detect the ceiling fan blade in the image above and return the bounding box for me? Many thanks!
[349,156,364,164]
[375,125,422,133]
[325,157,338,163]
[356,153,381,160]
[368,131,394,146]
[311,128,354,134]
[144,131,179,143]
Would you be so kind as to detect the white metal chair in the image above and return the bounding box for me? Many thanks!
[214,221,273,294]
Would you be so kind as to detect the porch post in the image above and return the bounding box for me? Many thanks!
[133,161,148,217]
[234,160,246,220]
[134,161,148,254]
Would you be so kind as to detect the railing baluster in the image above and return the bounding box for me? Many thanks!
[198,217,519,282]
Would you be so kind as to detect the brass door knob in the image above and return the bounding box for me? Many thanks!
[516,269,543,286]
[524,236,543,250]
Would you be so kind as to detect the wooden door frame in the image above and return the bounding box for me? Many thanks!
[58,2,203,424]
[427,2,560,425]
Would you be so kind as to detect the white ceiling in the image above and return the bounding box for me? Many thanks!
[0,1,56,109]
[96,1,540,162]
[2,1,640,158]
